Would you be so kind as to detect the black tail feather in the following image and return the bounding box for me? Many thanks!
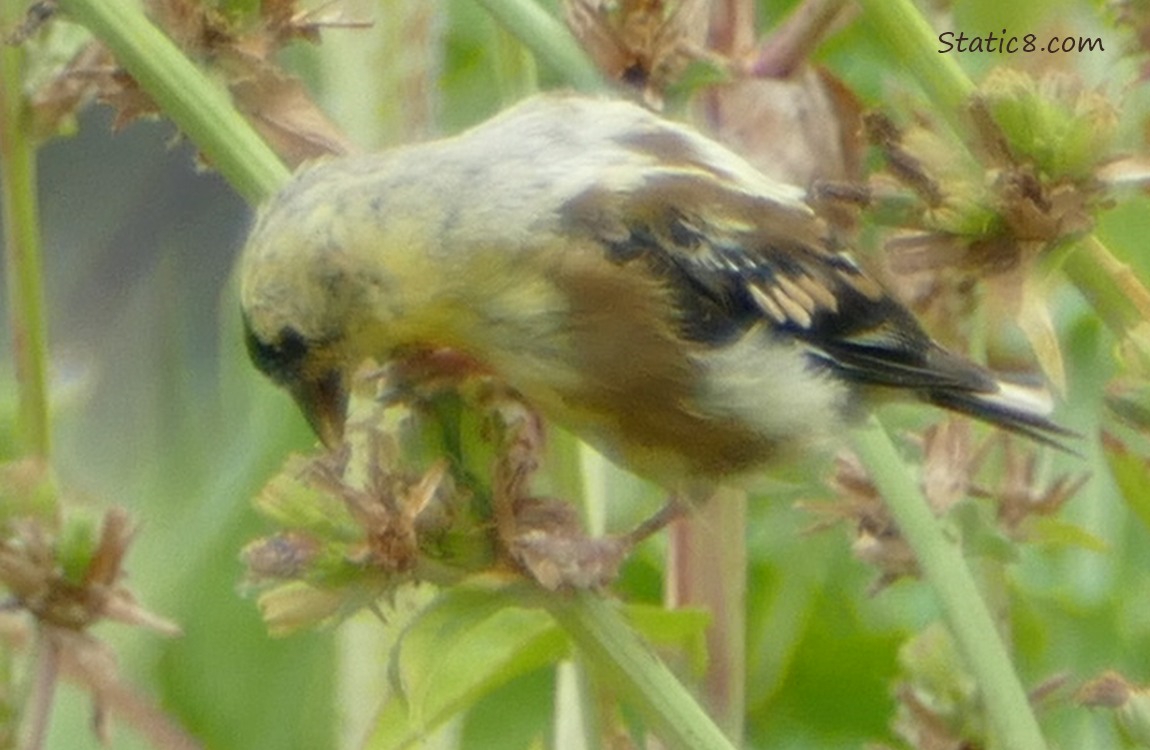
[925,388,1079,453]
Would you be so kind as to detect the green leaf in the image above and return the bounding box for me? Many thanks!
[367,580,567,749]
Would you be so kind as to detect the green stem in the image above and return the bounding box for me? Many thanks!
[849,415,1047,750]
[855,0,974,134]
[542,590,737,750]
[471,0,604,93]
[1062,235,1150,335]
[1064,236,1150,373]
[490,20,540,106]
[55,0,290,204]
[0,10,51,459]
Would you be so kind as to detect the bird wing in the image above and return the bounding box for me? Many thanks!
[560,160,1072,446]
[562,164,970,387]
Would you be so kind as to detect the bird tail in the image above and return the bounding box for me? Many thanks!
[923,362,1075,450]
[809,330,1075,449]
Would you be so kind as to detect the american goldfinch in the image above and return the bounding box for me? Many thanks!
[240,94,1066,485]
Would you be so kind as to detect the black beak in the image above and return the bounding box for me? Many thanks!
[289,369,349,449]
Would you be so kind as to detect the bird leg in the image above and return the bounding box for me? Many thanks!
[378,357,686,589]
[488,391,624,589]
[486,390,686,589]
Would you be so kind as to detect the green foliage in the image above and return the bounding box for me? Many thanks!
[368,583,568,749]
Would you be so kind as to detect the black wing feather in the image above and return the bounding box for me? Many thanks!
[572,193,1071,446]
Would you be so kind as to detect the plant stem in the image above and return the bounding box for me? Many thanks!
[491,20,541,106]
[471,0,604,92]
[1063,235,1150,334]
[849,415,1047,750]
[542,590,737,750]
[55,0,290,204]
[665,489,746,744]
[0,6,51,459]
[855,0,974,133]
[1064,236,1150,373]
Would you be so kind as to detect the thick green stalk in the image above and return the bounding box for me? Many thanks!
[543,590,737,750]
[852,6,1061,721]
[491,21,541,106]
[471,0,604,92]
[856,0,974,134]
[0,5,51,459]
[1063,236,1150,373]
[55,0,290,203]
[1063,236,1150,334]
[849,415,1047,750]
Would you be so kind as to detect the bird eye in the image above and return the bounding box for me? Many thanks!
[243,315,310,384]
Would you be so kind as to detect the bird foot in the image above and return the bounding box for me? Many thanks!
[504,497,630,590]
[502,497,686,590]
[482,378,686,589]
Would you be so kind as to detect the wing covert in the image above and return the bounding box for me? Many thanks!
[562,172,999,397]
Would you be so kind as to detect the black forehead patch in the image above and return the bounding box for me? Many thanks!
[243,312,310,384]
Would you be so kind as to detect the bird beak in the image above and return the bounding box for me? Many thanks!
[290,369,349,450]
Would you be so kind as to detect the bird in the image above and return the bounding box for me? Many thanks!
[239,93,1068,494]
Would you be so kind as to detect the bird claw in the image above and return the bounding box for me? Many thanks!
[504,497,631,590]
[487,392,685,589]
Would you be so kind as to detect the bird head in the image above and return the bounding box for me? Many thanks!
[237,149,508,451]
[242,313,349,449]
[238,166,378,450]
